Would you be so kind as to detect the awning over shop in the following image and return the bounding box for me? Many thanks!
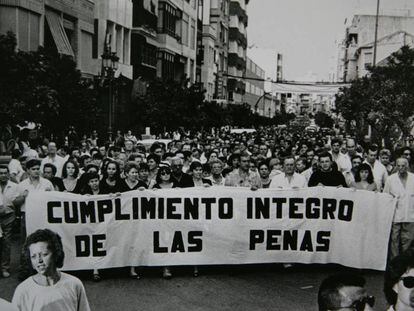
[45,10,74,57]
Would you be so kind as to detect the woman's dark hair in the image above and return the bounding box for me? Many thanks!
[124,161,138,174]
[146,154,160,165]
[24,229,65,269]
[354,163,374,183]
[189,161,203,172]
[62,160,80,179]
[155,166,172,184]
[86,171,100,182]
[138,162,149,172]
[102,160,121,180]
[384,248,414,306]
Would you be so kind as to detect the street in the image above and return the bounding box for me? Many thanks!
[0,235,388,311]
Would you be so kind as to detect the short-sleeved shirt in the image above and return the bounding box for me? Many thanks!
[224,169,262,188]
[0,181,19,215]
[12,272,90,311]
[269,173,307,189]
[17,177,54,212]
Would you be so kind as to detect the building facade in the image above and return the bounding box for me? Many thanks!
[94,0,133,79]
[338,14,414,82]
[131,0,158,80]
[227,0,248,104]
[0,0,97,76]
[244,57,264,112]
[156,0,198,84]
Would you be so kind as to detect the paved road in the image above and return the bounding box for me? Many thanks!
[0,236,388,311]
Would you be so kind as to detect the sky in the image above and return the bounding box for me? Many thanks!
[246,0,414,82]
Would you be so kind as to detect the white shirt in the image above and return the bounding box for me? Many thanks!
[364,159,388,191]
[269,172,307,189]
[12,272,90,311]
[41,155,65,177]
[0,181,19,215]
[330,151,350,173]
[384,172,414,223]
[8,159,24,182]
[17,177,53,212]
[0,298,17,311]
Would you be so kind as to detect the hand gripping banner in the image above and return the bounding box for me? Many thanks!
[26,187,396,271]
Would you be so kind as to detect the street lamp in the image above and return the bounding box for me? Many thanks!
[101,50,119,142]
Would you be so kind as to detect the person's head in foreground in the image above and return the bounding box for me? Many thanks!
[384,248,414,310]
[318,272,374,311]
[13,229,90,311]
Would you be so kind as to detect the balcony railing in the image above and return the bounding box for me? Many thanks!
[229,2,248,26]
[228,53,246,70]
[133,1,158,32]
[229,27,247,49]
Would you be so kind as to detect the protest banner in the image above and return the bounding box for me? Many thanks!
[26,187,396,271]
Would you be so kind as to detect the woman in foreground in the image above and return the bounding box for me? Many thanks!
[12,229,90,311]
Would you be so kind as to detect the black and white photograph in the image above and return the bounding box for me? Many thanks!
[1,0,414,310]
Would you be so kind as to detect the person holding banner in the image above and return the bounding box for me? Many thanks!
[119,162,146,191]
[12,229,90,311]
[384,248,414,311]
[308,152,348,188]
[224,153,261,189]
[269,156,307,189]
[350,163,377,192]
[99,160,122,194]
[384,157,414,260]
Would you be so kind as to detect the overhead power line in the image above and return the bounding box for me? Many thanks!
[222,73,351,87]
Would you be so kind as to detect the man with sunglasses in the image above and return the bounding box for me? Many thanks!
[318,272,375,311]
[385,248,414,310]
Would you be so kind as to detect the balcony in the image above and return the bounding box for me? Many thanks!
[229,2,248,26]
[229,27,247,49]
[132,0,158,35]
[228,53,246,70]
[228,78,245,95]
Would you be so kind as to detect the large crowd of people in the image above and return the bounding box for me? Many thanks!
[2,125,414,310]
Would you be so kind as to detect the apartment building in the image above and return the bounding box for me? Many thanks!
[0,0,97,76]
[244,57,264,112]
[94,0,133,79]
[156,0,198,83]
[227,0,248,104]
[338,14,414,81]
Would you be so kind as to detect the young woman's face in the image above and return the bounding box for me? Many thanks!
[29,241,55,276]
[148,159,157,170]
[259,165,269,179]
[66,162,76,177]
[359,170,369,181]
[160,170,171,182]
[88,178,100,191]
[192,167,203,179]
[126,168,138,182]
[107,163,117,177]
[139,169,149,180]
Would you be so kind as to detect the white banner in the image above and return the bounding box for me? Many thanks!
[26,187,396,271]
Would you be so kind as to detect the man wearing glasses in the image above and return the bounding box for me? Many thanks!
[385,248,414,310]
[318,273,375,311]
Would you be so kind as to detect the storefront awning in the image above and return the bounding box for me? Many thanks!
[45,11,74,57]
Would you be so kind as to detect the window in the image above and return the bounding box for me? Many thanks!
[182,13,189,46]
[158,1,178,37]
[190,19,196,49]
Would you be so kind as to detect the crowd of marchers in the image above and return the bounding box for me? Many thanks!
[2,125,414,310]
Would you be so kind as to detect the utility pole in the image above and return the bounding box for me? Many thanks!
[373,0,380,66]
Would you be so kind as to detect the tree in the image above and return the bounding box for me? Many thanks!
[336,46,414,144]
[314,111,334,128]
[0,32,100,137]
